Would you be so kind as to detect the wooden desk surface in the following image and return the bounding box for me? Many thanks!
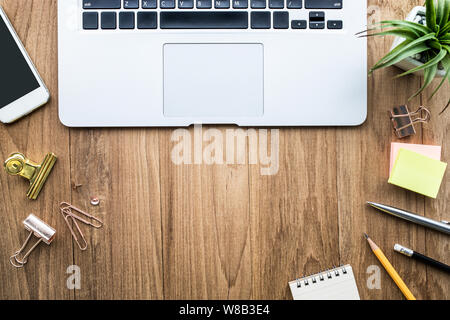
[0,0,448,300]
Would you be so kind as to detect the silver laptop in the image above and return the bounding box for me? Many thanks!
[58,0,367,127]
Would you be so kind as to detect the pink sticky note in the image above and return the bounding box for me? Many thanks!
[390,143,441,175]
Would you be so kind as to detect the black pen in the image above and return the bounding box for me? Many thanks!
[394,244,450,274]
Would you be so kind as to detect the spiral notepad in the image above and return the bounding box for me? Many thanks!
[289,265,360,300]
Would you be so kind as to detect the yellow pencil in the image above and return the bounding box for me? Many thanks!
[364,233,416,300]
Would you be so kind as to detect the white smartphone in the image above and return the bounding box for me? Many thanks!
[0,6,49,123]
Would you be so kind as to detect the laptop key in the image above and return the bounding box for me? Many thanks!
[305,0,342,9]
[232,0,248,8]
[310,11,325,21]
[83,0,121,9]
[273,11,288,29]
[160,12,248,29]
[269,0,284,9]
[161,0,175,8]
[310,22,325,29]
[327,20,343,29]
[197,0,212,8]
[287,0,301,8]
[142,0,157,8]
[101,12,117,29]
[137,12,157,29]
[83,12,99,29]
[119,12,135,29]
[215,0,230,8]
[291,20,307,29]
[251,0,266,9]
[251,11,270,29]
[124,0,139,8]
[179,0,194,8]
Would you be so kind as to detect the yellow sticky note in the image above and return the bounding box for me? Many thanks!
[389,148,447,198]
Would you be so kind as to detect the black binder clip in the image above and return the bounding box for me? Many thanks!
[389,105,431,139]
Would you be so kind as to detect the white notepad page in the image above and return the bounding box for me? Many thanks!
[289,265,360,300]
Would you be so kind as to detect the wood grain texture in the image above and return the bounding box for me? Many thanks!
[160,126,253,299]
[0,0,448,300]
[422,81,450,300]
[0,0,73,300]
[337,0,429,300]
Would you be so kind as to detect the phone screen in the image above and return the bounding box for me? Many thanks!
[0,13,40,109]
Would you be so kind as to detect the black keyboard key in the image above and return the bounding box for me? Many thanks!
[101,12,117,29]
[273,11,288,29]
[251,0,266,8]
[291,20,307,29]
[310,11,325,21]
[83,0,121,9]
[197,0,212,8]
[160,0,175,8]
[327,20,343,29]
[160,12,248,29]
[215,0,230,8]
[287,0,301,8]
[305,0,342,9]
[83,12,98,29]
[269,0,283,9]
[251,11,270,29]
[179,0,194,8]
[137,12,157,28]
[233,0,248,8]
[310,22,324,29]
[119,11,135,29]
[124,0,139,8]
[142,0,157,8]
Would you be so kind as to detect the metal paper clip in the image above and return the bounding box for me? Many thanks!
[4,152,57,200]
[389,105,431,138]
[10,214,56,268]
[60,202,103,251]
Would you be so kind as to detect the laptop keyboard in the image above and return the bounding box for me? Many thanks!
[82,0,343,30]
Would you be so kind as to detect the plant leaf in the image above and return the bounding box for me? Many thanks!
[371,40,412,69]
[370,44,430,72]
[428,38,443,50]
[440,22,450,37]
[430,55,450,99]
[426,0,437,32]
[395,48,447,77]
[372,33,435,69]
[440,99,450,114]
[377,20,432,35]
[438,0,450,29]
[444,44,450,54]
[364,28,419,40]
[409,60,438,99]
[437,0,445,26]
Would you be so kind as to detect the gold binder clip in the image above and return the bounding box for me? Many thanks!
[4,152,57,200]
[389,105,431,138]
[60,202,103,251]
[10,214,56,268]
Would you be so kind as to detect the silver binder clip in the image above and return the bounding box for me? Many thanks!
[60,202,103,251]
[10,214,56,268]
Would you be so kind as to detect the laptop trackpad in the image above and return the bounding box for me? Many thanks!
[163,43,264,118]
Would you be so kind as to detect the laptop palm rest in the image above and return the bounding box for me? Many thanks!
[163,43,264,118]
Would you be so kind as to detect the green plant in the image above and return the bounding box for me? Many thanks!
[365,0,450,113]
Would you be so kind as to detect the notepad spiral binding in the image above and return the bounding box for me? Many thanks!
[295,265,348,288]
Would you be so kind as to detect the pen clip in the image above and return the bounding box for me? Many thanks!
[441,220,450,225]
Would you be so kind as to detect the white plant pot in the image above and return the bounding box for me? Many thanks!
[390,6,446,78]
